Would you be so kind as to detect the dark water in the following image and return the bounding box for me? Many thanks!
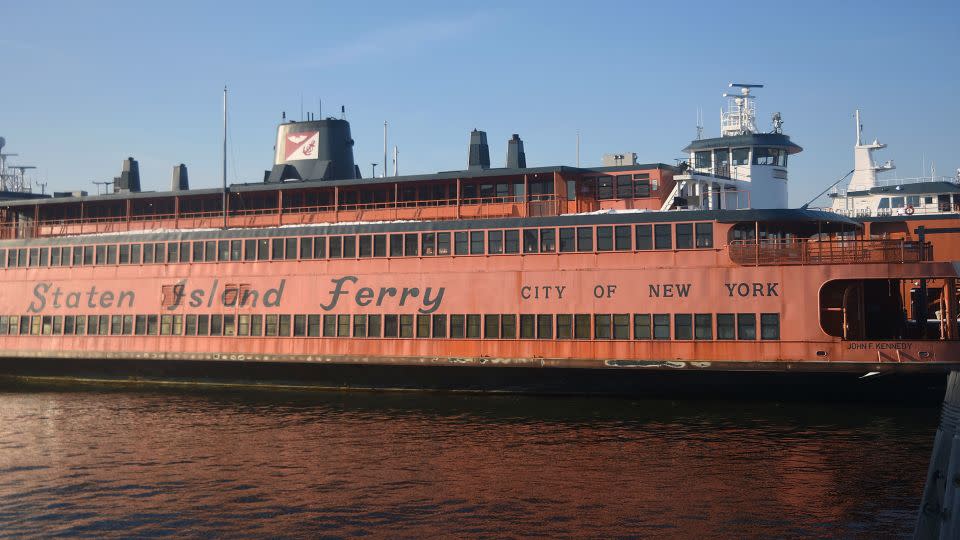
[0,380,937,538]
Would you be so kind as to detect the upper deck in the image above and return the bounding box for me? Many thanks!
[0,163,682,240]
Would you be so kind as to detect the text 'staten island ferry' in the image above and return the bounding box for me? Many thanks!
[0,85,957,399]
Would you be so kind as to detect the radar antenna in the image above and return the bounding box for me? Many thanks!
[721,83,764,137]
[771,112,783,134]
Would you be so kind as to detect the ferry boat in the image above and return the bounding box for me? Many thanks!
[0,87,956,398]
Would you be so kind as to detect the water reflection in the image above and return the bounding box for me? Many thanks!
[0,381,935,538]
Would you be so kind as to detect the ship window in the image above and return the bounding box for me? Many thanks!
[342,236,356,258]
[634,175,651,197]
[191,241,204,262]
[654,224,672,250]
[418,234,432,257]
[329,236,342,258]
[676,223,693,249]
[352,315,367,338]
[695,314,713,340]
[484,315,500,338]
[313,236,327,259]
[203,241,215,262]
[42,316,53,335]
[454,232,468,255]
[432,314,447,338]
[597,176,614,199]
[761,313,780,340]
[613,314,629,339]
[635,225,653,250]
[400,314,414,338]
[567,179,577,201]
[596,226,613,251]
[285,238,297,259]
[143,244,156,264]
[413,315,430,338]
[501,315,516,339]
[122,315,134,335]
[198,315,210,336]
[696,223,714,248]
[674,314,692,340]
[732,148,750,166]
[737,313,756,340]
[300,237,313,259]
[20,316,31,335]
[209,315,221,336]
[925,196,934,205]
[776,150,787,167]
[907,195,920,207]
[384,315,399,338]
[83,246,94,265]
[556,314,573,339]
[488,230,504,254]
[368,315,381,337]
[230,240,241,261]
[653,314,670,340]
[576,227,593,252]
[752,147,776,166]
[540,229,556,252]
[257,239,270,260]
[39,248,49,267]
[523,229,539,253]
[537,315,553,339]
[450,315,466,338]
[109,315,121,335]
[405,233,418,256]
[574,314,591,339]
[178,242,189,263]
[891,197,905,209]
[250,315,262,336]
[634,314,651,339]
[185,315,197,336]
[614,226,631,251]
[466,315,481,338]
[877,198,889,209]
[134,314,146,335]
[559,228,575,252]
[358,235,372,258]
[437,232,450,255]
[15,249,25,268]
[616,175,633,198]
[322,315,336,337]
[237,314,250,336]
[165,242,179,263]
[0,316,8,335]
[717,313,734,340]
[594,314,612,339]
[223,315,235,336]
[29,248,39,267]
[271,238,284,260]
[53,316,63,335]
[264,315,278,336]
[217,240,229,261]
[337,315,350,337]
[278,315,291,336]
[160,315,173,335]
[519,314,535,338]
[47,248,58,267]
[504,230,520,253]
[694,151,712,170]
[147,315,159,335]
[85,315,97,336]
[306,314,320,337]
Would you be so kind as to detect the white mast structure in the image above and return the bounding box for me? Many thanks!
[846,109,895,192]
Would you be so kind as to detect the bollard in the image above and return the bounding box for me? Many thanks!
[915,371,960,539]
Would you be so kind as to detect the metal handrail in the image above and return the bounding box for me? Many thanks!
[728,238,929,265]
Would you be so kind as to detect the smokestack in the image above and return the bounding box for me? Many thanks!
[506,134,526,169]
[468,129,490,170]
[172,164,189,191]
[115,157,141,193]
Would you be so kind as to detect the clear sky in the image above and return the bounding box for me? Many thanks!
[1,0,957,206]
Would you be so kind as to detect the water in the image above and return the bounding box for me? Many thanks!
[0,380,937,538]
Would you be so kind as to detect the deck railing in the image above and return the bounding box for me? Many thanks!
[728,238,930,265]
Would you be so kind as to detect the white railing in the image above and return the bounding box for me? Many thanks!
[875,175,959,187]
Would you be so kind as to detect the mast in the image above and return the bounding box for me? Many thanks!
[222,86,228,229]
[383,121,388,178]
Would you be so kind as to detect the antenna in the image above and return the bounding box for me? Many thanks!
[36,181,47,195]
[721,83,763,136]
[383,121,388,178]
[341,106,346,120]
[222,86,228,230]
[695,107,704,140]
[371,163,377,177]
[576,131,581,167]
[393,145,398,176]
[855,109,862,146]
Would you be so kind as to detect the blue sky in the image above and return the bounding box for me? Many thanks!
[1,1,957,206]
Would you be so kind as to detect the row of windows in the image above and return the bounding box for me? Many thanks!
[0,312,779,341]
[0,223,715,268]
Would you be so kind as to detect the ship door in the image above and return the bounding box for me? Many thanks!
[841,282,865,340]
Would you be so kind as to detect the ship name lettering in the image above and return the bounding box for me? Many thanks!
[724,282,779,297]
[28,282,136,313]
[520,286,566,300]
[648,283,691,298]
[319,276,444,314]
